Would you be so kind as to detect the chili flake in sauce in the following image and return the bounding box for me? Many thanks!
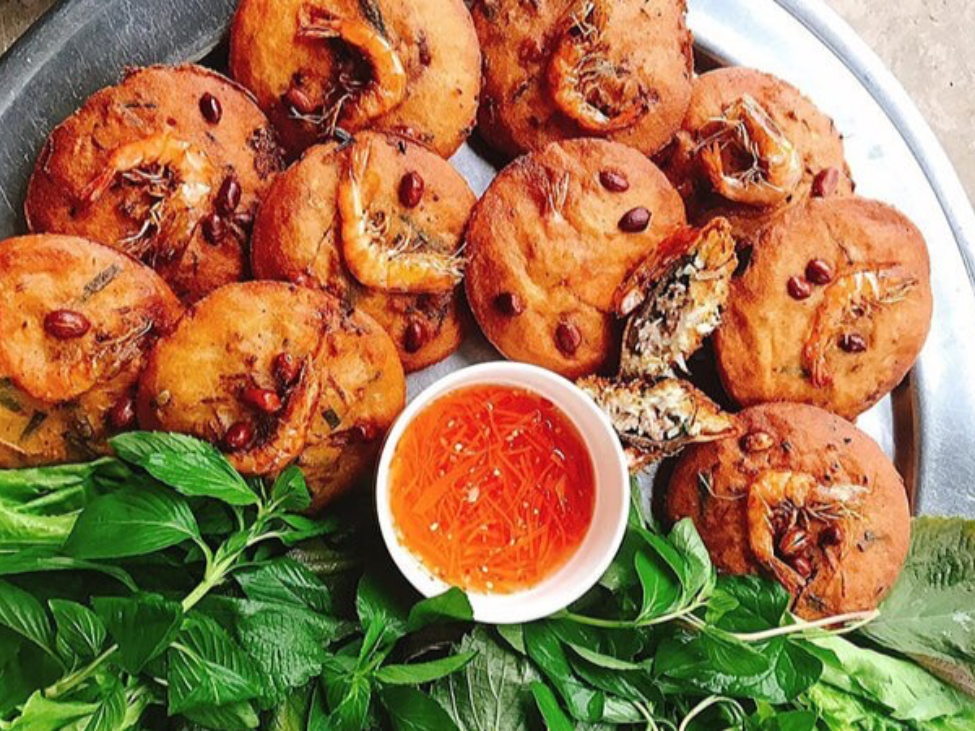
[389,385,595,593]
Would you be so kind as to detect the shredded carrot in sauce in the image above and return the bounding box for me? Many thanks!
[389,385,596,593]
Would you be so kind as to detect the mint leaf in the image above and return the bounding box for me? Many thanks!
[200,595,347,705]
[0,579,56,661]
[64,484,199,559]
[93,593,182,673]
[49,599,105,662]
[110,432,257,506]
[235,557,331,613]
[381,687,460,731]
[375,651,476,686]
[167,613,263,714]
[357,572,410,661]
[322,656,372,731]
[406,588,473,632]
[270,466,311,512]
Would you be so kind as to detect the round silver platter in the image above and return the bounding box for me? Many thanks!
[0,0,972,516]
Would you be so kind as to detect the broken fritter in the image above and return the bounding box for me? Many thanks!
[577,376,739,472]
[615,219,737,380]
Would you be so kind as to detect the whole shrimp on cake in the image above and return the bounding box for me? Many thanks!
[229,0,481,158]
[667,402,911,619]
[0,235,182,468]
[662,67,853,244]
[25,65,284,304]
[137,282,405,512]
[473,0,694,158]
[715,196,932,420]
[252,132,475,373]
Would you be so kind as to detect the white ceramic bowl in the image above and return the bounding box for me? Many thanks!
[375,362,629,624]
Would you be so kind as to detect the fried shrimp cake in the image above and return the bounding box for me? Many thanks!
[663,68,853,243]
[252,132,474,372]
[229,0,481,158]
[466,139,686,379]
[667,403,910,619]
[715,197,932,420]
[473,0,693,158]
[137,282,405,510]
[0,235,182,467]
[25,64,284,304]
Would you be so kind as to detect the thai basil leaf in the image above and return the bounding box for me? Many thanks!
[6,692,97,730]
[0,579,57,661]
[84,680,125,731]
[635,548,681,619]
[530,682,574,731]
[406,588,474,632]
[64,483,200,560]
[270,466,311,512]
[182,701,260,730]
[110,432,257,506]
[92,593,182,674]
[523,622,606,722]
[0,547,137,590]
[235,557,331,613]
[49,599,105,662]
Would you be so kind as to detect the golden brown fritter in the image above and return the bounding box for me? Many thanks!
[0,235,182,468]
[25,64,284,303]
[473,0,694,158]
[251,132,474,373]
[137,281,405,511]
[230,0,481,158]
[714,197,932,420]
[661,67,853,244]
[466,138,686,379]
[667,402,911,619]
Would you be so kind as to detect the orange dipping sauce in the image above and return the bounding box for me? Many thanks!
[389,385,596,594]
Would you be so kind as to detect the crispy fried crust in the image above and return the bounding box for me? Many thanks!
[667,402,911,619]
[24,64,283,303]
[473,0,694,158]
[661,67,853,243]
[137,281,405,510]
[229,0,481,158]
[714,197,932,420]
[251,132,474,373]
[466,138,686,379]
[0,235,182,467]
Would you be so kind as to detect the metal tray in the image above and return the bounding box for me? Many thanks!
[1,0,972,516]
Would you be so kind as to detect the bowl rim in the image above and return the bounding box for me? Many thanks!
[375,361,630,625]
